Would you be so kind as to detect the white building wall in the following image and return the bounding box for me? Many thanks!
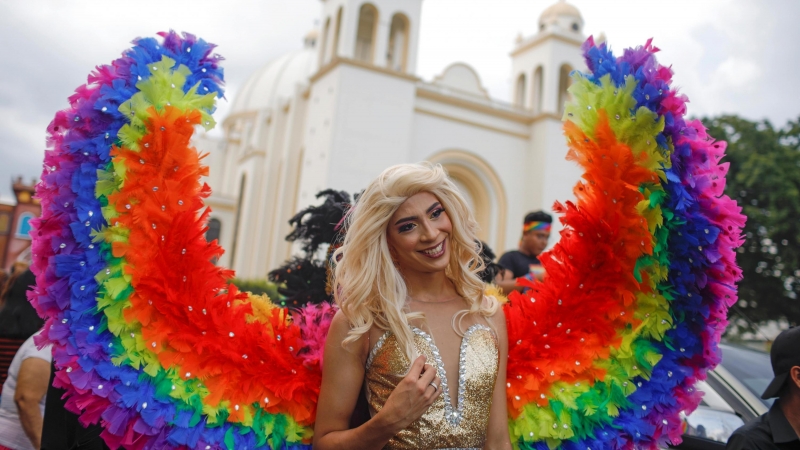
[194,134,236,268]
[528,118,583,219]
[322,64,417,194]
[297,68,341,207]
[229,159,260,276]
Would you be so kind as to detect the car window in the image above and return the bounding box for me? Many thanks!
[720,344,774,407]
[696,380,734,412]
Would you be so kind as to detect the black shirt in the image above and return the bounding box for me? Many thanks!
[497,250,541,279]
[41,361,110,450]
[726,400,800,450]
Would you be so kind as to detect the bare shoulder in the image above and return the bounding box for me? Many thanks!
[327,309,369,361]
[329,309,352,336]
[483,295,507,321]
[491,306,507,335]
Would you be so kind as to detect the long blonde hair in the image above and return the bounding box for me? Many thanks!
[333,162,499,362]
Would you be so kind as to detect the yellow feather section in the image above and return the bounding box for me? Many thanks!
[484,284,509,304]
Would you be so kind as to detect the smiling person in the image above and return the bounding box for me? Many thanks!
[313,163,511,450]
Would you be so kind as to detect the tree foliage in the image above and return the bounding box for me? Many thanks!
[268,190,354,307]
[230,278,283,302]
[703,115,800,330]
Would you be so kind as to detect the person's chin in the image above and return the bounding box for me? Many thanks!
[418,262,448,273]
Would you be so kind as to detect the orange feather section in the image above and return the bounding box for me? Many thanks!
[504,111,657,414]
[108,106,321,425]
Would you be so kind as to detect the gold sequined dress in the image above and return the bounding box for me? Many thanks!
[365,324,499,450]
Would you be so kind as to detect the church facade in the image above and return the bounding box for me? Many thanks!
[199,0,588,279]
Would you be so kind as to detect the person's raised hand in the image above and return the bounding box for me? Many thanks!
[376,355,442,433]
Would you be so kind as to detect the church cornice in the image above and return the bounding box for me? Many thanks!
[416,86,533,124]
[415,86,564,134]
[206,194,237,211]
[531,112,563,123]
[510,31,584,57]
[415,107,531,140]
[309,57,420,84]
[237,149,266,165]
[222,110,258,128]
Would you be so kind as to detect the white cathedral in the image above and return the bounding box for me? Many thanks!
[198,0,589,279]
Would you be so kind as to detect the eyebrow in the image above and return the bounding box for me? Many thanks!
[393,202,441,226]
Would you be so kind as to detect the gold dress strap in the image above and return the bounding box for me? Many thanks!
[365,324,499,450]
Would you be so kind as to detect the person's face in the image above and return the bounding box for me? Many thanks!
[521,229,549,256]
[386,192,452,275]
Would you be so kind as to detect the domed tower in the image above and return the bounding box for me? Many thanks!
[510,0,584,114]
[511,0,586,230]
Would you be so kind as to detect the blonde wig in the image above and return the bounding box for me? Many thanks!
[333,162,500,362]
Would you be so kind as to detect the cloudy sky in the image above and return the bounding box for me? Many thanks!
[1,0,797,201]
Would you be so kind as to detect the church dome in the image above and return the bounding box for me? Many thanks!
[229,44,318,115]
[538,0,583,34]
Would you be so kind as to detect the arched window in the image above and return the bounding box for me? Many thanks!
[332,7,343,60]
[319,17,331,66]
[515,73,526,107]
[532,66,543,114]
[355,3,378,63]
[206,217,222,265]
[15,212,34,239]
[386,13,409,72]
[206,218,222,243]
[558,64,573,114]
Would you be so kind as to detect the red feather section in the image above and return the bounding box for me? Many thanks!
[108,106,321,425]
[505,112,658,413]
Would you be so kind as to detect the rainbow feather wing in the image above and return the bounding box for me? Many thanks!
[29,32,332,449]
[504,39,745,449]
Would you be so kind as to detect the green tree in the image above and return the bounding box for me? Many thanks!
[231,278,283,303]
[703,115,800,331]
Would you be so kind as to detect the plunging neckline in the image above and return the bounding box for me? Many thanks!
[366,323,493,426]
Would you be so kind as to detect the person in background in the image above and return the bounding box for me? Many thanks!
[0,269,42,388]
[726,326,800,449]
[40,360,110,450]
[495,211,552,293]
[0,330,52,450]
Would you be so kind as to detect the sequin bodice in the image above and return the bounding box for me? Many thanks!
[365,324,499,450]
